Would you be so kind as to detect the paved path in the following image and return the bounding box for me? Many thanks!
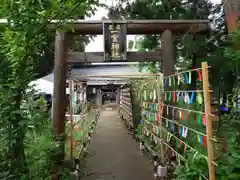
[83,110,155,180]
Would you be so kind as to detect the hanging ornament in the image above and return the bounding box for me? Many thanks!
[203,135,207,148]
[164,78,167,87]
[182,110,185,120]
[169,77,171,86]
[196,92,203,105]
[172,107,175,117]
[196,69,202,81]
[172,76,175,87]
[150,91,153,100]
[184,92,190,104]
[184,144,187,153]
[179,140,183,148]
[184,72,189,84]
[171,120,175,132]
[153,89,157,100]
[173,92,176,102]
[182,127,188,138]
[202,114,206,126]
[177,75,181,85]
[188,72,192,84]
[167,133,172,143]
[197,113,202,125]
[166,119,169,128]
[144,90,147,100]
[168,92,172,101]
[190,92,195,104]
[177,92,181,102]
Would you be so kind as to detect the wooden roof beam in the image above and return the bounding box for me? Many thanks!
[48,19,209,35]
[67,51,162,63]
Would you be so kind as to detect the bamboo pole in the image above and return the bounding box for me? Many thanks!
[202,62,215,180]
[157,75,165,163]
[69,80,73,159]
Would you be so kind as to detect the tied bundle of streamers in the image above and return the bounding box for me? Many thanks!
[140,63,217,180]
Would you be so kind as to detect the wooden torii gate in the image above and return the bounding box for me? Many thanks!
[50,19,209,179]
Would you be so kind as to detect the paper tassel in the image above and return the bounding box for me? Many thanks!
[168,92,172,101]
[157,127,160,136]
[153,89,157,100]
[184,144,187,153]
[171,120,175,132]
[171,149,174,157]
[184,72,189,84]
[196,69,202,81]
[182,127,188,138]
[173,92,176,102]
[166,120,169,127]
[184,92,190,104]
[197,134,200,142]
[166,106,169,115]
[197,113,201,125]
[165,92,167,101]
[172,108,175,117]
[177,92,181,102]
[172,76,175,87]
[189,72,192,84]
[179,140,183,148]
[169,77,171,86]
[179,110,182,119]
[190,92,195,104]
[164,79,167,87]
[177,75,181,85]
[200,135,203,146]
[203,135,207,147]
[202,114,206,126]
[196,92,203,105]
[182,110,185,120]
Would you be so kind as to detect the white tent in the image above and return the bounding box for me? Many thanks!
[29,73,69,95]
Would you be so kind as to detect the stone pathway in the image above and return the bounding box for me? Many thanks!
[83,110,155,180]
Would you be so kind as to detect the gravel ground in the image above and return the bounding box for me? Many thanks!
[83,110,155,180]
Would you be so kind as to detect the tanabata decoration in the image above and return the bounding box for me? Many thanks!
[197,134,207,148]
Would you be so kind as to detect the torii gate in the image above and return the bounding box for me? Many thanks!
[50,19,209,179]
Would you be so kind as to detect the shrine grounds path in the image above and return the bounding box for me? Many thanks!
[83,109,155,180]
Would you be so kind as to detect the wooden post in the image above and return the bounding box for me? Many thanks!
[69,80,73,159]
[162,29,174,77]
[161,29,175,164]
[202,62,215,180]
[157,75,165,163]
[52,31,67,180]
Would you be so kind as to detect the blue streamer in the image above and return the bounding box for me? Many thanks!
[200,135,203,145]
[171,119,175,132]
[190,92,195,104]
[184,72,189,84]
[164,79,167,87]
[180,126,183,135]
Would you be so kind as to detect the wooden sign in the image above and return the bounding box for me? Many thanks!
[103,22,127,61]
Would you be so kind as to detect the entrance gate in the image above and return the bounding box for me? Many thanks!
[50,19,209,179]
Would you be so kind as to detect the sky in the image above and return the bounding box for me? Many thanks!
[85,0,222,52]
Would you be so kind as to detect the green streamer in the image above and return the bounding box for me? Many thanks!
[197,113,201,124]
[168,92,172,101]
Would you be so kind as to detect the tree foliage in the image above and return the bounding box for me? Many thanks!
[0,0,101,179]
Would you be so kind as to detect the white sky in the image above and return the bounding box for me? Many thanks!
[85,0,222,52]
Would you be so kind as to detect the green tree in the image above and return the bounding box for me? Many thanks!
[0,0,101,178]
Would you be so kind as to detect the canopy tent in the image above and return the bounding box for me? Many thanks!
[30,73,70,95]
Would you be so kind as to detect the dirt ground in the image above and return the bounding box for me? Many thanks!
[83,110,155,180]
